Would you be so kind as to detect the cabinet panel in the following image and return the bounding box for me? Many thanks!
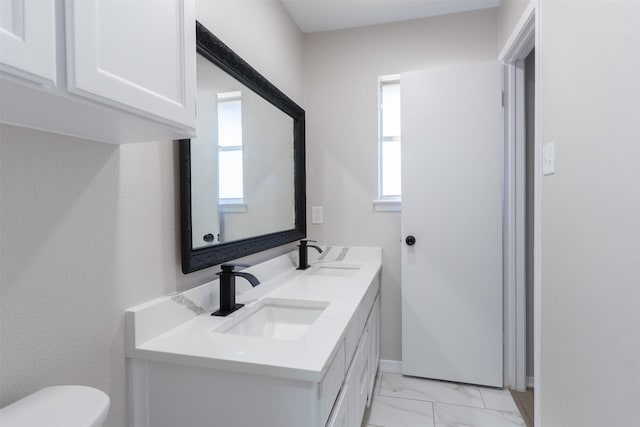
[66,0,195,128]
[344,317,358,365]
[325,385,348,427]
[367,295,380,405]
[0,0,56,84]
[135,359,317,427]
[319,340,346,427]
[346,328,369,427]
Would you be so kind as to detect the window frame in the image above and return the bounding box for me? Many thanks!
[374,75,402,212]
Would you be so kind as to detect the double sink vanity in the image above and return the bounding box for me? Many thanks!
[126,247,381,427]
[125,19,380,427]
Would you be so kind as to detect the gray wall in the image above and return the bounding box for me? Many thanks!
[303,8,499,361]
[496,0,530,52]
[0,1,303,426]
[538,0,640,425]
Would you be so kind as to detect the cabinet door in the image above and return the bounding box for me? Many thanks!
[319,341,346,427]
[367,295,380,405]
[0,0,56,85]
[65,0,195,129]
[346,328,369,427]
[325,385,348,427]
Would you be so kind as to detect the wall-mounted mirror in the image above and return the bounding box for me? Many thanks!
[180,21,306,273]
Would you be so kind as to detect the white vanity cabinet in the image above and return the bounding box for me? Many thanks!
[0,0,196,144]
[129,274,380,427]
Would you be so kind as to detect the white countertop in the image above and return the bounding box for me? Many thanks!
[126,247,381,382]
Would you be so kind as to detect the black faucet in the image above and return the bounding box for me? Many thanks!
[212,263,260,317]
[297,240,323,270]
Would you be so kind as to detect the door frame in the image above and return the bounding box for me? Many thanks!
[499,0,539,400]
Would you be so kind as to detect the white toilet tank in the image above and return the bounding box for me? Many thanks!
[0,385,110,427]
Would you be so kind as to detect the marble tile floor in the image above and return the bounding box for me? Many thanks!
[362,372,526,427]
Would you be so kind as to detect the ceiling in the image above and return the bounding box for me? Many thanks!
[281,0,501,33]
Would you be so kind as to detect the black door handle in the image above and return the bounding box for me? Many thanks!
[405,235,416,246]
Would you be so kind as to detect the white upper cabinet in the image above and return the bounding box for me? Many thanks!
[0,0,56,85]
[0,0,196,144]
[66,0,195,130]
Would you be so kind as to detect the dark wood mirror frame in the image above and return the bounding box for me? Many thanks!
[179,21,306,273]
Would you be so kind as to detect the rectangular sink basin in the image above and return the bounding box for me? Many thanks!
[308,264,360,277]
[215,298,329,340]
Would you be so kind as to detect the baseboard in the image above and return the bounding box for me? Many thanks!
[378,359,402,374]
[527,376,535,388]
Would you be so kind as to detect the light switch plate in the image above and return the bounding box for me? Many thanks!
[543,142,555,176]
[311,206,323,224]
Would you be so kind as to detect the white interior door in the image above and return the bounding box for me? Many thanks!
[400,62,503,387]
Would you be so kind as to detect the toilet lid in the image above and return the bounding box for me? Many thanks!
[0,385,110,427]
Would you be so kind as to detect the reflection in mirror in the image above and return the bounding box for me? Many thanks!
[191,54,295,249]
[180,21,305,273]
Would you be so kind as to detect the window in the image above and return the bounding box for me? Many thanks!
[375,76,401,211]
[217,91,243,202]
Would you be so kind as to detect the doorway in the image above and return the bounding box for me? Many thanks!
[524,48,535,393]
[500,3,538,427]
[511,48,535,427]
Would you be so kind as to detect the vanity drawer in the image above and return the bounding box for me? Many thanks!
[319,340,346,426]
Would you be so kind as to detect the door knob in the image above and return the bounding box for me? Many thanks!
[405,235,416,246]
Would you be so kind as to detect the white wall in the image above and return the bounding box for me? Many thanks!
[496,0,530,52]
[303,8,498,361]
[0,1,303,426]
[538,1,640,425]
[197,0,304,105]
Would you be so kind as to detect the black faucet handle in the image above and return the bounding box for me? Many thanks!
[234,272,261,287]
[301,240,323,253]
[219,263,251,273]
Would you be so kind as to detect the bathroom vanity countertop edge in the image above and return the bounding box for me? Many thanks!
[126,247,382,383]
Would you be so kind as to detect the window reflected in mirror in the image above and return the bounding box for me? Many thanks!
[217,91,244,202]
